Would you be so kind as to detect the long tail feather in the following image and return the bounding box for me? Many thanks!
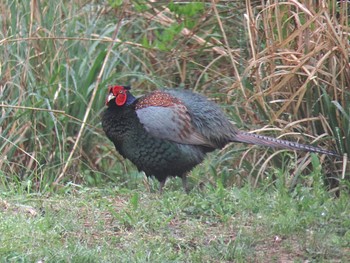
[232,131,340,157]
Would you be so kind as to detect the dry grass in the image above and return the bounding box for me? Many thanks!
[0,0,349,189]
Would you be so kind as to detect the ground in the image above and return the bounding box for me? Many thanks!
[1,180,349,262]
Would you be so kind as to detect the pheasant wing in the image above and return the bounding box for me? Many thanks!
[164,89,238,148]
[135,91,216,148]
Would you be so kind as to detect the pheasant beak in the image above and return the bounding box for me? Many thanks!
[106,93,116,105]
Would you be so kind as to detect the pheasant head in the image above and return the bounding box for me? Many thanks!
[106,85,135,106]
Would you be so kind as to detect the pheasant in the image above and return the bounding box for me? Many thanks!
[102,85,339,192]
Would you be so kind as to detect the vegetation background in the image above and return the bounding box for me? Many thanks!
[0,0,349,262]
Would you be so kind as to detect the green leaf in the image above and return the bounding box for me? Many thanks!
[82,50,107,92]
[130,192,139,210]
[168,2,204,17]
[108,0,123,8]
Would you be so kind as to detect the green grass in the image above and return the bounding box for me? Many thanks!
[1,182,350,262]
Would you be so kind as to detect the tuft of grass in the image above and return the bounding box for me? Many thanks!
[1,0,125,188]
[241,0,349,182]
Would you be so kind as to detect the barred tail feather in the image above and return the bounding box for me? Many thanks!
[233,131,340,157]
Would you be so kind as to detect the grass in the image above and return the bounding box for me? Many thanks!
[1,0,350,261]
[1,0,347,189]
[1,182,350,262]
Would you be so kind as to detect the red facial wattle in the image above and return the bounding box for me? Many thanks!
[116,91,127,106]
[106,85,127,106]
